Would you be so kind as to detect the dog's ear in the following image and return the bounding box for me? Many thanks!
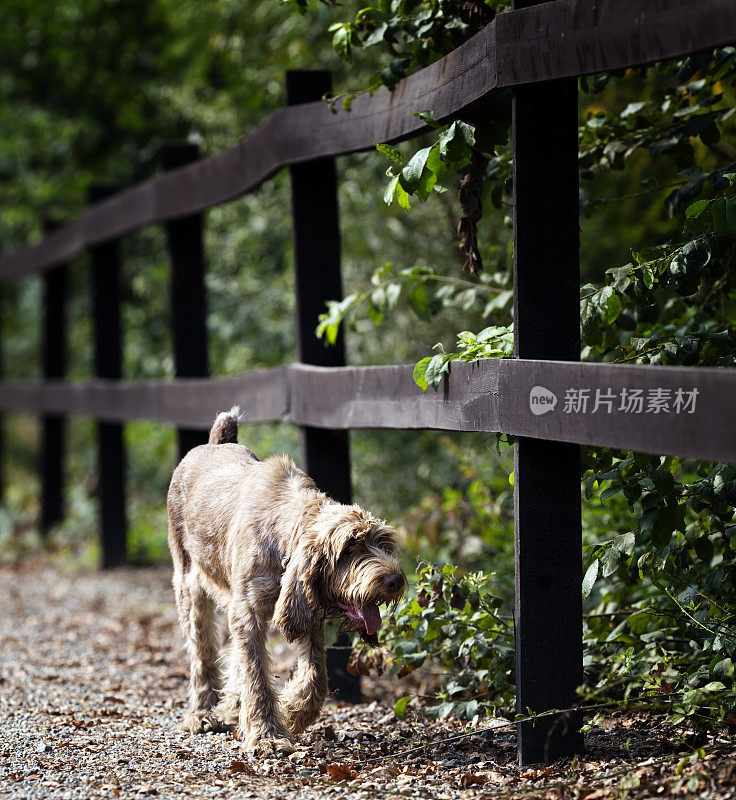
[272,545,321,643]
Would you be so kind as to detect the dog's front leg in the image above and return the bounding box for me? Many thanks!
[279,622,328,735]
[227,599,294,754]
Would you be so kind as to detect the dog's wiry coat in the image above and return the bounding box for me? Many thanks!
[167,408,405,753]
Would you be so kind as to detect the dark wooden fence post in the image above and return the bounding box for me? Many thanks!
[40,221,67,534]
[286,69,361,703]
[89,185,127,569]
[512,0,583,764]
[160,142,210,462]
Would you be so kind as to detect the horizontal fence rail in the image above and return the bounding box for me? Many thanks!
[0,0,734,281]
[1,359,735,463]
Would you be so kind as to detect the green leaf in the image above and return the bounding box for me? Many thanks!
[642,263,655,289]
[385,282,401,309]
[376,142,406,166]
[370,286,386,311]
[407,283,430,320]
[602,292,622,325]
[401,146,433,192]
[712,658,733,681]
[708,197,736,235]
[596,286,618,324]
[651,511,675,548]
[602,546,622,578]
[685,198,710,219]
[621,101,648,118]
[395,181,411,210]
[650,468,674,494]
[615,532,636,557]
[383,174,400,205]
[367,299,384,325]
[639,506,659,533]
[414,145,441,199]
[413,357,432,392]
[438,120,475,169]
[330,24,353,62]
[600,484,622,501]
[424,353,450,390]
[607,266,631,293]
[412,109,443,129]
[363,22,388,47]
[582,559,599,598]
[316,316,340,346]
[394,695,410,719]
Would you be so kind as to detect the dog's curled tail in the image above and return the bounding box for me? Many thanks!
[208,406,241,445]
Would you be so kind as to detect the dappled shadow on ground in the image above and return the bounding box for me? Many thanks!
[0,564,734,799]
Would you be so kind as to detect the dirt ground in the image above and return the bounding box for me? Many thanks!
[1,562,735,800]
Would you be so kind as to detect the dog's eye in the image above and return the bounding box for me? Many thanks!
[373,533,396,553]
[338,538,362,562]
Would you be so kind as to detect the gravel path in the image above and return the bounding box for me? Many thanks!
[1,564,735,800]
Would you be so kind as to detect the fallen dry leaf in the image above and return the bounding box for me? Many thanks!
[461,772,487,787]
[326,762,357,781]
[228,759,254,774]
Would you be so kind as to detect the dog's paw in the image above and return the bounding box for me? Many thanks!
[254,737,296,756]
[214,695,240,728]
[179,711,230,734]
[242,735,295,756]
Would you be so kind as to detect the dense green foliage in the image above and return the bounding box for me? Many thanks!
[294,0,736,729]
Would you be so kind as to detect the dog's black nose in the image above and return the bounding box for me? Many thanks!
[384,573,404,593]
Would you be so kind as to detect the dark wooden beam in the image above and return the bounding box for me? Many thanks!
[512,0,583,761]
[1,0,734,281]
[90,185,127,569]
[287,69,360,704]
[160,142,210,461]
[40,223,67,534]
[0,358,734,462]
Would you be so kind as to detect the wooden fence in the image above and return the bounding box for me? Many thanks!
[1,0,735,765]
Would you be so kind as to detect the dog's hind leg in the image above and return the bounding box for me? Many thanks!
[214,636,241,728]
[279,623,328,735]
[228,598,293,753]
[175,572,224,733]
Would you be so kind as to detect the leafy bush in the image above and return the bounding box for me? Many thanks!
[371,464,736,728]
[382,562,515,721]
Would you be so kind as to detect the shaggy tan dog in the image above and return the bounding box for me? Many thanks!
[167,408,405,753]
